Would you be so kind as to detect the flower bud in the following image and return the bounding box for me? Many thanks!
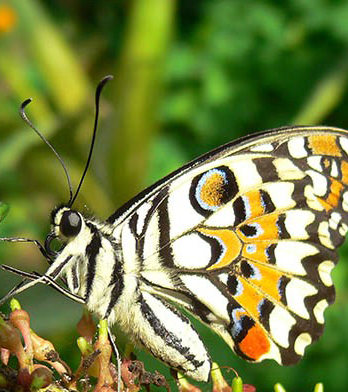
[30,367,53,389]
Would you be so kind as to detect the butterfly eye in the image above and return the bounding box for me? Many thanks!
[59,210,82,238]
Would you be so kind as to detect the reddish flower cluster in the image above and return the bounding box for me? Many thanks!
[0,299,252,391]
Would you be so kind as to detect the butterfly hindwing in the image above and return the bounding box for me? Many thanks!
[111,127,348,371]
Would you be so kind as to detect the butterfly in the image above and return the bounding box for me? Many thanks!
[1,77,347,382]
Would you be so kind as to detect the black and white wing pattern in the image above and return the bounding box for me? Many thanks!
[101,126,348,380]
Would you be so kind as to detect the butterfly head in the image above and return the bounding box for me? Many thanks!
[45,206,84,257]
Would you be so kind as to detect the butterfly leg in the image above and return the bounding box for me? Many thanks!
[0,274,50,306]
[0,265,85,304]
[0,237,50,306]
[108,326,121,392]
[0,232,80,305]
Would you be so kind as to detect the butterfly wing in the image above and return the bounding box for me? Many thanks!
[109,126,348,376]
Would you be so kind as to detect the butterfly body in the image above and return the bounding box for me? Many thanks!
[49,206,212,380]
[4,125,348,382]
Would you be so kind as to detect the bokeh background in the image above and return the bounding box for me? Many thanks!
[1,1,348,391]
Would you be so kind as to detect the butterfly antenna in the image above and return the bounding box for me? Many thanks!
[20,99,73,202]
[68,75,113,207]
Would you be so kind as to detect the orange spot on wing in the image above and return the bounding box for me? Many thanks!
[318,178,344,211]
[244,261,282,302]
[200,172,225,208]
[234,280,263,313]
[239,324,270,360]
[341,161,348,184]
[230,277,264,326]
[197,228,242,270]
[242,190,266,220]
[308,135,341,157]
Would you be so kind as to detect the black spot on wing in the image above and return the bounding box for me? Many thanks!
[258,298,274,332]
[239,223,259,238]
[278,276,290,306]
[276,214,291,239]
[240,260,254,279]
[233,196,248,225]
[253,157,279,183]
[265,243,277,264]
[260,189,276,214]
[227,274,240,296]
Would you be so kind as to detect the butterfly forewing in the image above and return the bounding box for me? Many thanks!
[110,127,348,373]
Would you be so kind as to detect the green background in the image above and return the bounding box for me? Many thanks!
[1,1,348,390]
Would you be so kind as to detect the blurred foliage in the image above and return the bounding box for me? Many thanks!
[1,0,348,391]
[0,202,9,222]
